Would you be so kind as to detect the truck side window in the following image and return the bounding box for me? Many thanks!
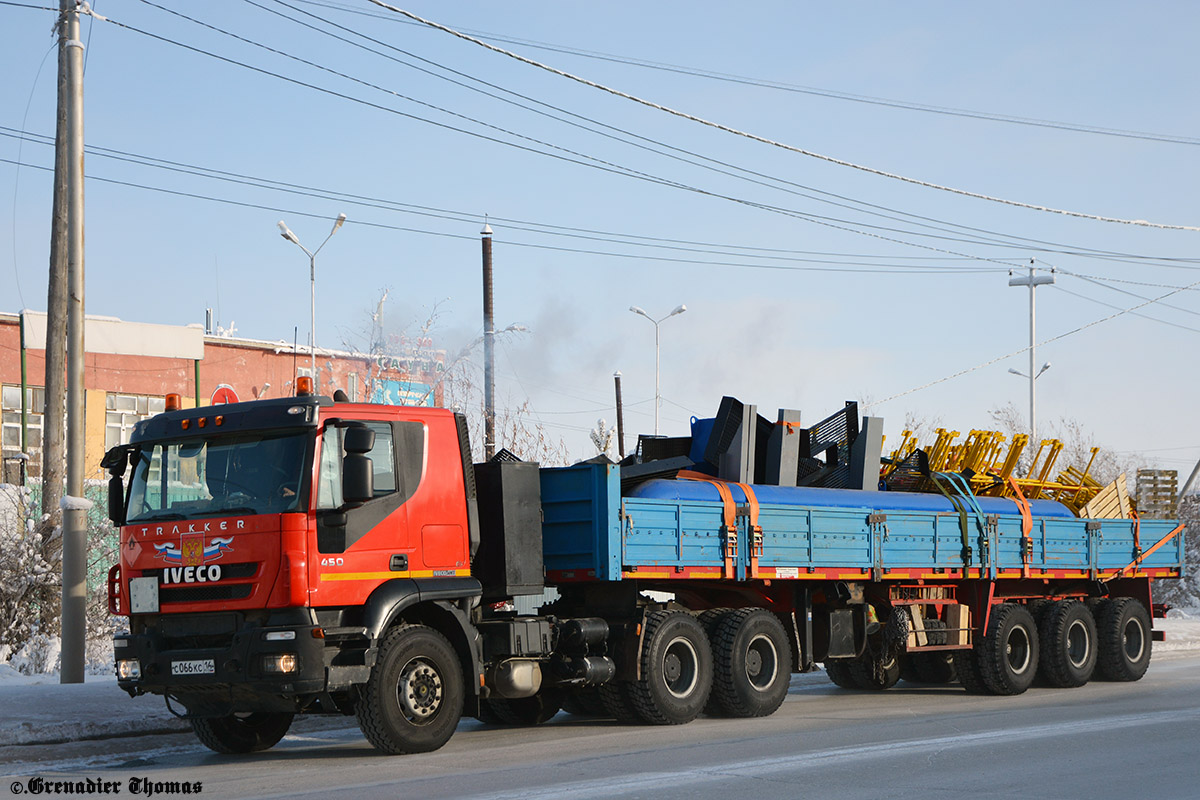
[316,427,344,510]
[316,422,398,509]
[365,422,396,496]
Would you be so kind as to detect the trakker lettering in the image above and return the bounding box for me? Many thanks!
[160,565,223,585]
[142,520,245,536]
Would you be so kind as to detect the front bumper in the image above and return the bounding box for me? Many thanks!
[114,610,327,715]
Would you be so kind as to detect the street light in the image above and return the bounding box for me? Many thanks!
[1009,261,1055,442]
[278,213,346,387]
[629,303,686,436]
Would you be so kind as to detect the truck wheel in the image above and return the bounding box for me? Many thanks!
[824,660,859,689]
[1095,598,1152,682]
[709,608,790,717]
[356,624,463,754]
[486,690,562,725]
[910,619,957,684]
[561,687,606,717]
[976,603,1039,695]
[848,649,901,690]
[1038,600,1097,688]
[190,712,293,754]
[597,680,642,723]
[630,611,713,725]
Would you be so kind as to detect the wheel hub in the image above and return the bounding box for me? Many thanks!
[399,659,443,720]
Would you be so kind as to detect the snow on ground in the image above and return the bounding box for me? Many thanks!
[1153,607,1200,656]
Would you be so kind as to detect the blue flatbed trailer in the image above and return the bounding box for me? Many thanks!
[536,462,1185,704]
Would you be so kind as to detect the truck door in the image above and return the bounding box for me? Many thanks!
[309,419,424,604]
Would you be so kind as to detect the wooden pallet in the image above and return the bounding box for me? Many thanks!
[1080,473,1132,519]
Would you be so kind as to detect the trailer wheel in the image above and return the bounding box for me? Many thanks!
[848,648,902,690]
[597,680,642,723]
[709,609,790,717]
[486,690,563,725]
[976,603,1039,695]
[1038,600,1097,688]
[1095,598,1152,682]
[630,611,713,725]
[698,608,732,715]
[190,712,293,754]
[910,619,957,684]
[356,624,463,754]
[823,660,858,690]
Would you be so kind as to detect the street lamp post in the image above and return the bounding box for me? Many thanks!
[1008,261,1055,442]
[278,213,346,386]
[629,304,686,436]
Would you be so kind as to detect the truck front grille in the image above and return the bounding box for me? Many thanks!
[160,584,253,604]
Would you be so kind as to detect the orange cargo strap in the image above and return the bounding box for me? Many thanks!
[677,471,738,579]
[1105,523,1185,581]
[1005,476,1034,578]
[734,481,764,578]
[1131,512,1142,555]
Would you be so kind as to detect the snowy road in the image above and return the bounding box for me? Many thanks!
[5,647,1200,800]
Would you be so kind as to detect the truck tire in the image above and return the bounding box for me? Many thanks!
[709,608,790,717]
[356,624,463,754]
[910,619,957,684]
[486,690,562,725]
[824,660,859,690]
[1038,600,1097,688]
[561,687,606,717]
[1095,598,1152,682]
[954,648,987,694]
[630,611,713,725]
[976,603,1039,695]
[848,648,901,690]
[190,712,293,754]
[698,608,732,715]
[598,680,642,723]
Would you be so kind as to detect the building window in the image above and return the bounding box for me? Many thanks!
[105,393,166,450]
[1,385,45,451]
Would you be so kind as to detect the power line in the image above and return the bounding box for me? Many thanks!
[871,275,1200,407]
[368,1,1200,233]
[294,0,1200,148]
[1051,284,1200,336]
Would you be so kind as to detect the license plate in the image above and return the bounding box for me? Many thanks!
[171,659,215,676]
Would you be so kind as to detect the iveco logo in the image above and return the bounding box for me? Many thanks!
[161,565,223,585]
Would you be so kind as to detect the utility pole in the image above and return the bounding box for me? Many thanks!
[1008,260,1054,444]
[60,0,88,685]
[613,371,625,458]
[481,223,495,460]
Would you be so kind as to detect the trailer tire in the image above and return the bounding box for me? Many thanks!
[598,681,642,723]
[976,603,1039,695]
[709,608,790,717]
[910,619,957,684]
[824,660,859,689]
[190,712,293,754]
[486,690,563,725]
[630,611,712,725]
[698,608,732,715]
[848,648,902,690]
[1038,600,1097,688]
[1095,598,1152,682]
[356,624,463,754]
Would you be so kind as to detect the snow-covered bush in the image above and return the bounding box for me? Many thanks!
[0,482,122,675]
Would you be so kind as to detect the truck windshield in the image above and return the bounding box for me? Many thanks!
[126,431,309,522]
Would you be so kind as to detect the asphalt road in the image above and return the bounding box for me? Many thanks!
[6,652,1200,800]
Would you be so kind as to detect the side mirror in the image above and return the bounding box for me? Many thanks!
[108,475,125,525]
[343,453,374,503]
[343,425,375,455]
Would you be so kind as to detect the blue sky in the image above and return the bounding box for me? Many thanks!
[3,1,1199,475]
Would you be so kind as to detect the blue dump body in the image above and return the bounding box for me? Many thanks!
[540,463,1185,582]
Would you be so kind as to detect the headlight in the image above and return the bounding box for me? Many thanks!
[117,659,141,680]
[262,653,298,674]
